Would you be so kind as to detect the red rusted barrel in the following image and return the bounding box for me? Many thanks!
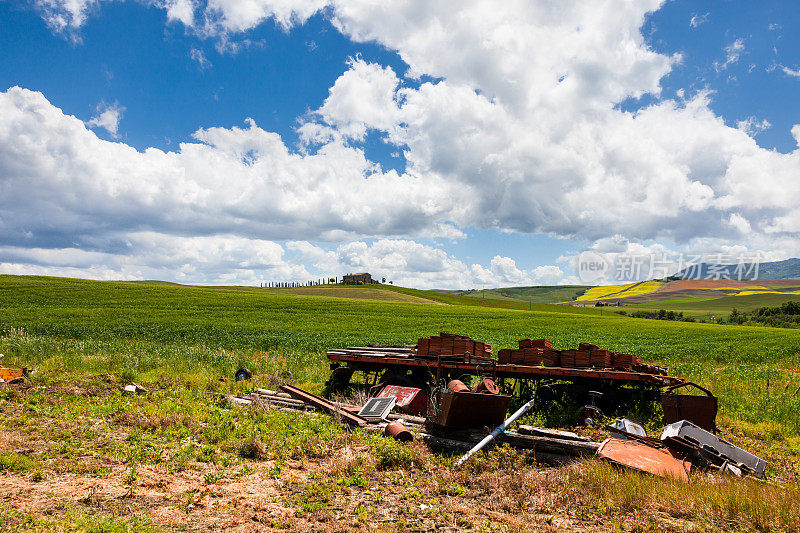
[447,379,469,392]
[384,420,413,442]
[473,378,500,395]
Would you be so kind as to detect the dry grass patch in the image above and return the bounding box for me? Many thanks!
[571,460,800,531]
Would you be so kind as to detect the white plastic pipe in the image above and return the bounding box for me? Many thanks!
[455,397,536,467]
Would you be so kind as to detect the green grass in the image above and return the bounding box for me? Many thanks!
[1,274,799,437]
[1,274,800,530]
[289,282,601,312]
[267,285,440,304]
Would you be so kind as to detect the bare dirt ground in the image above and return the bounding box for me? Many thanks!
[0,422,700,533]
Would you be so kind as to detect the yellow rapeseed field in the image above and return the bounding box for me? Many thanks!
[577,280,662,301]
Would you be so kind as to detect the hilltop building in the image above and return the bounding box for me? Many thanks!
[342,273,378,284]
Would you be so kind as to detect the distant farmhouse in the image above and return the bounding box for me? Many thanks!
[342,272,379,285]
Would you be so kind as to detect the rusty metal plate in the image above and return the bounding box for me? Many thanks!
[0,367,26,383]
[597,438,691,482]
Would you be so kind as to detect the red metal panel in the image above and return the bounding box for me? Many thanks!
[379,385,428,416]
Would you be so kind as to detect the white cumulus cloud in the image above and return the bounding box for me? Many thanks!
[86,101,124,137]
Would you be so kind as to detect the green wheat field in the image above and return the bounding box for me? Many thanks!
[0,274,798,532]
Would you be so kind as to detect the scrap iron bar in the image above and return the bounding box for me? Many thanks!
[280,384,369,427]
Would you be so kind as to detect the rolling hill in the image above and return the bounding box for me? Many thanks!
[677,257,800,280]
[441,285,589,304]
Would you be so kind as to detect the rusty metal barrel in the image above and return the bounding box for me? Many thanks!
[447,379,470,392]
[384,420,413,442]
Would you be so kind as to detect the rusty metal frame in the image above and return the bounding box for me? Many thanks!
[327,352,683,387]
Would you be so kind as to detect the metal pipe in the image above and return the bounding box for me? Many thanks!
[454,398,536,467]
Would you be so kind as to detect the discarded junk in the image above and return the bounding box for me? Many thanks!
[661,420,766,478]
[0,365,29,384]
[384,420,414,442]
[213,333,768,481]
[608,418,647,439]
[378,385,428,417]
[325,333,685,414]
[218,382,766,482]
[430,379,511,429]
[661,382,718,433]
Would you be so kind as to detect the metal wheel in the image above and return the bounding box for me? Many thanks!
[235,368,253,381]
[326,366,354,393]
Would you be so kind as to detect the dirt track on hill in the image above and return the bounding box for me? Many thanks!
[658,279,800,291]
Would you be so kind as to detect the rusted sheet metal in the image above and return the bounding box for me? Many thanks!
[326,352,684,387]
[662,382,718,433]
[379,385,428,416]
[280,384,369,427]
[384,420,413,442]
[0,367,27,383]
[432,389,512,429]
[597,438,691,482]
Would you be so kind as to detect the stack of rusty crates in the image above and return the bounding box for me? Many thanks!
[497,347,542,365]
[611,352,640,369]
[541,349,560,367]
[416,333,491,360]
[492,338,646,371]
[559,349,590,368]
[590,349,614,368]
[497,338,552,366]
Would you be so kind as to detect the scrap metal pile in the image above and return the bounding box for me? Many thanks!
[221,332,766,483]
[221,377,766,482]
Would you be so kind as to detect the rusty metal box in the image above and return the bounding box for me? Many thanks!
[430,389,512,429]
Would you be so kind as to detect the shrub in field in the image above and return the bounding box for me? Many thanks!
[239,433,269,460]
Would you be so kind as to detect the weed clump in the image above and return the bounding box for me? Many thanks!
[239,433,269,460]
[372,437,421,470]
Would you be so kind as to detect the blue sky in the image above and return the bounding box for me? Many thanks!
[1,1,799,288]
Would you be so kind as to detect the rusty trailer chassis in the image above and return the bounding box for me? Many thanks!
[326,348,684,411]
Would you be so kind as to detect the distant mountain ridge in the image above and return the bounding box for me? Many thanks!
[677,258,800,280]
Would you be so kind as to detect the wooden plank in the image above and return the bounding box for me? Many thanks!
[500,432,600,456]
[517,425,590,442]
